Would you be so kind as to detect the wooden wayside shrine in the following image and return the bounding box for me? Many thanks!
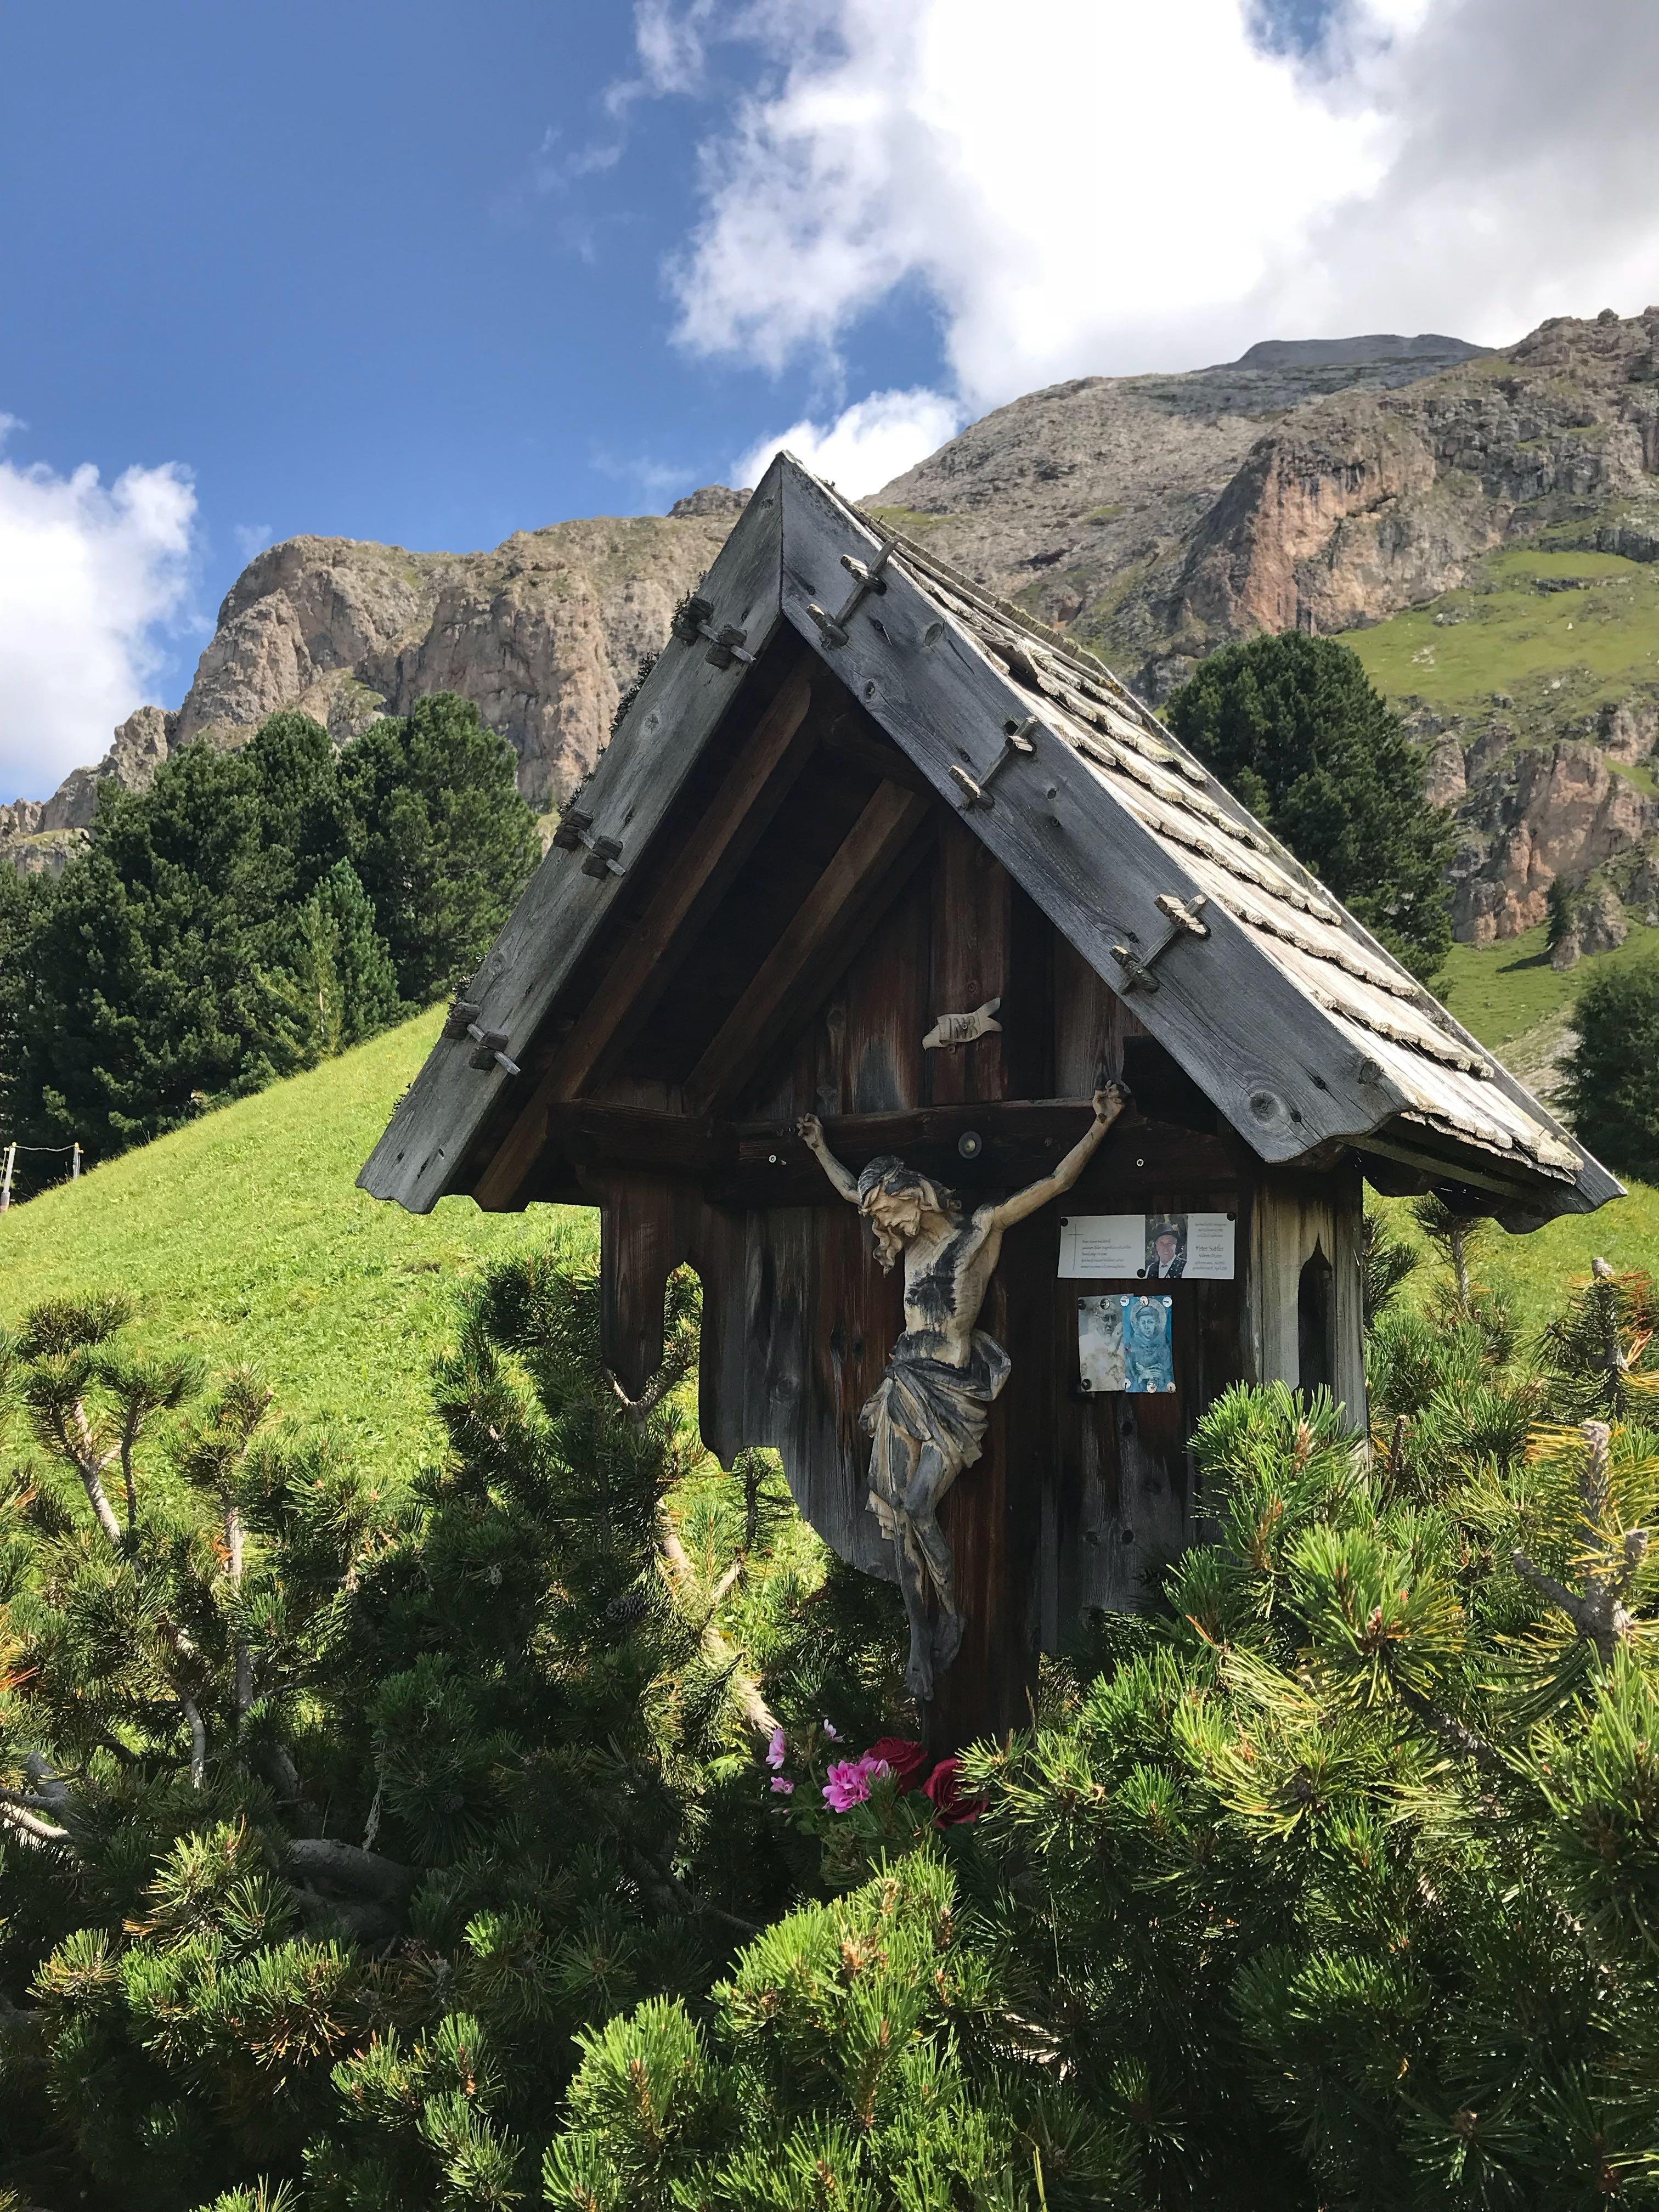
[362,454,1620,1752]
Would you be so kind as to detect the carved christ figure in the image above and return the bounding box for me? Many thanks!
[797,1085,1130,1700]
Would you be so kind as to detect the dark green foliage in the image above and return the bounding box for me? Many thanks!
[1358,1208,1419,1327]
[0,1295,398,2208]
[1537,1259,1659,1424]
[338,694,540,1006]
[0,863,42,1140]
[1164,633,1457,980]
[545,1855,1136,2211]
[2,694,535,1177]
[0,1244,907,2207]
[1562,953,1659,1181]
[7,719,379,1162]
[7,1226,1659,2209]
[286,860,405,1058]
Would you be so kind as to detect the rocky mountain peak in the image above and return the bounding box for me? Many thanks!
[1226,332,1488,370]
[12,315,1659,954]
[669,484,752,517]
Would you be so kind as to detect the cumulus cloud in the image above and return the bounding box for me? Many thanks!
[732,386,966,498]
[0,434,196,803]
[646,0,1659,483]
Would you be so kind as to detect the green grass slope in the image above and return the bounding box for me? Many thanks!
[1342,546,1659,756]
[1388,1179,1659,1340]
[0,1010,577,1483]
[4,967,1655,1471]
[1437,919,1659,1051]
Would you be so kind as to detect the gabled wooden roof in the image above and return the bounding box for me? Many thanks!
[361,452,1619,1226]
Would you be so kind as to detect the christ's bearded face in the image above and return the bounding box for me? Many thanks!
[864,1183,924,1267]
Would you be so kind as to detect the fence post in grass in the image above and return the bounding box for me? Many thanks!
[0,1143,14,1214]
[71,1141,81,1181]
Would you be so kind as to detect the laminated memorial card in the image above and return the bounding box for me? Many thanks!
[1058,1212,1236,1280]
[1057,1214,1144,1277]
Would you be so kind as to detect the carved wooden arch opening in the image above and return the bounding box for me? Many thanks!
[1297,1242,1336,1399]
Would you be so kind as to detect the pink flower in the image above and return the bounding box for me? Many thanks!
[821,1719,840,1740]
[765,1725,787,1770]
[770,1776,794,1795]
[823,1754,891,1812]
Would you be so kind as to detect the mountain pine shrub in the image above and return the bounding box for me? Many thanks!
[3,1234,1658,2208]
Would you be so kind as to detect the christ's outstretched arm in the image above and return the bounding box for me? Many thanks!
[796,1114,861,1205]
[984,1084,1130,1231]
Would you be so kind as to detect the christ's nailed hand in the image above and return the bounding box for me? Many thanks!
[797,1114,825,1149]
[1093,1082,1130,1123]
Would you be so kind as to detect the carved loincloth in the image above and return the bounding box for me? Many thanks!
[860,1329,1012,1547]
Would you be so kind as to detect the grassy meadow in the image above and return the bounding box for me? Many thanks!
[0,1009,582,1482]
[1341,545,1659,749]
[3,938,1656,1482]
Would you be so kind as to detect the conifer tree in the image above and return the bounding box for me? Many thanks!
[1561,953,1659,1180]
[339,695,540,1005]
[2,695,535,1175]
[1164,633,1456,980]
[6,1230,1659,2210]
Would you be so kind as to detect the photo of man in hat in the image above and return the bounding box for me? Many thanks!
[1144,1214,1186,1279]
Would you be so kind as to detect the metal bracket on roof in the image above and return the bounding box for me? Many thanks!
[808,537,898,648]
[444,1001,522,1076]
[551,807,628,878]
[949,716,1040,809]
[672,594,755,670]
[1110,893,1210,993]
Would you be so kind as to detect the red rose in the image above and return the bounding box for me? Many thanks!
[921,1757,983,1825]
[862,1736,927,1791]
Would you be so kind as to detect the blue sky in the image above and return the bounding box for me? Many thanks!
[0,7,853,619]
[5,0,1658,798]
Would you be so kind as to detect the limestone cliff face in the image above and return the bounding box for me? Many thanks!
[0,706,176,874]
[12,317,1659,939]
[1174,403,1452,641]
[1452,739,1659,943]
[171,511,741,809]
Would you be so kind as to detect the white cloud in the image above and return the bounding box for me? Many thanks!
[732,386,966,498]
[0,435,196,803]
[232,522,273,563]
[653,0,1659,447]
[667,0,1390,404]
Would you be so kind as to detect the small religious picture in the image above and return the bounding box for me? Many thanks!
[1076,1295,1126,1393]
[1121,1295,1175,1393]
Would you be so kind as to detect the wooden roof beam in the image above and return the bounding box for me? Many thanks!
[683,778,935,1117]
[472,659,819,1209]
[357,461,788,1214]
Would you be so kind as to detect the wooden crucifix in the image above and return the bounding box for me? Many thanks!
[797,1087,1128,1700]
